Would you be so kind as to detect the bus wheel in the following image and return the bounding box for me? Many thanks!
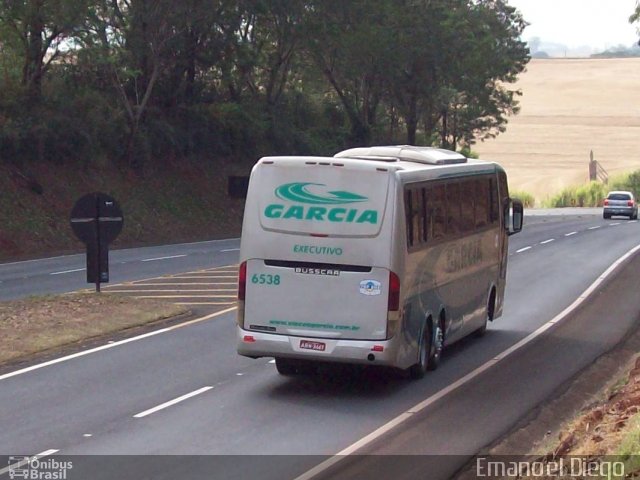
[427,319,443,371]
[408,327,429,380]
[475,291,495,338]
[275,357,297,375]
[409,320,441,379]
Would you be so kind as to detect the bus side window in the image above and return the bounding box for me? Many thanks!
[421,187,428,243]
[498,170,509,222]
[446,182,461,236]
[412,188,423,247]
[460,179,475,232]
[432,184,446,241]
[489,177,499,224]
[475,178,489,229]
[405,189,414,247]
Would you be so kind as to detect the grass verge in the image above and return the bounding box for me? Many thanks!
[510,189,536,208]
[543,170,640,208]
[0,293,188,365]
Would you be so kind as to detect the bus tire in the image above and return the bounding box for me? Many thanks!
[428,317,443,371]
[275,357,297,375]
[408,326,429,380]
[475,289,495,338]
[409,319,442,379]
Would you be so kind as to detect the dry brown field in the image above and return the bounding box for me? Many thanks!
[474,58,640,204]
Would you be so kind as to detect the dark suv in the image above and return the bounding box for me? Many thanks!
[603,191,638,219]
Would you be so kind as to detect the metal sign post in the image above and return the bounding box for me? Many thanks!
[70,193,124,292]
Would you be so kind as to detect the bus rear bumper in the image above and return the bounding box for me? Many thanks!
[236,326,406,367]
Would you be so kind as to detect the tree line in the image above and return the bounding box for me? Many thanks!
[0,0,529,171]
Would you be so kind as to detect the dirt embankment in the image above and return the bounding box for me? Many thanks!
[0,157,247,262]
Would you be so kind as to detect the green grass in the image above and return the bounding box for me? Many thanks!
[543,170,640,208]
[612,413,640,478]
[510,189,536,208]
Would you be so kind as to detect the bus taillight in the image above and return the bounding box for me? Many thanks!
[238,261,247,301]
[388,271,400,311]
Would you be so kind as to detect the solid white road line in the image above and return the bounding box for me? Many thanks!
[105,289,235,293]
[141,254,188,262]
[0,450,59,476]
[123,283,232,286]
[540,239,555,245]
[133,295,235,299]
[165,278,237,281]
[133,386,213,418]
[294,243,640,480]
[516,246,532,253]
[0,307,237,382]
[175,302,236,306]
[50,268,85,275]
[564,231,577,237]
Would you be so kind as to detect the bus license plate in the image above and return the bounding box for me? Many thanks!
[300,340,326,351]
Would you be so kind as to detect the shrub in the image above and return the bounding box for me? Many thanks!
[509,189,536,208]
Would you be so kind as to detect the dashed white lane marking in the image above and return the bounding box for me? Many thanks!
[141,254,187,262]
[50,268,85,275]
[610,223,621,226]
[0,450,59,476]
[221,248,240,252]
[0,307,237,382]
[540,239,555,244]
[294,243,640,480]
[588,226,601,230]
[516,246,532,253]
[133,386,213,418]
[564,231,577,237]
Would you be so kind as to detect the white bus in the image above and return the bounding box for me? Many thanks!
[237,145,522,378]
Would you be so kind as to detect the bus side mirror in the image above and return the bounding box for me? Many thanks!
[508,199,523,235]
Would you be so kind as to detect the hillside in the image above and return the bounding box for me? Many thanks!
[0,158,246,262]
[474,58,640,203]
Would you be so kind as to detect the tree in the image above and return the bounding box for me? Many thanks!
[438,0,529,149]
[76,0,186,169]
[0,0,90,101]
[304,0,394,145]
[631,1,640,43]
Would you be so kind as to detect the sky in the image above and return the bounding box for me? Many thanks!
[507,0,639,51]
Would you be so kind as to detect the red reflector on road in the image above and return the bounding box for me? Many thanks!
[371,345,384,352]
[243,335,256,343]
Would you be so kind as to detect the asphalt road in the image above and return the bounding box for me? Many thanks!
[0,237,241,302]
[1,209,639,480]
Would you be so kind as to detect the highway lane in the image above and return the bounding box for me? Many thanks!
[1,211,640,479]
[0,238,240,301]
